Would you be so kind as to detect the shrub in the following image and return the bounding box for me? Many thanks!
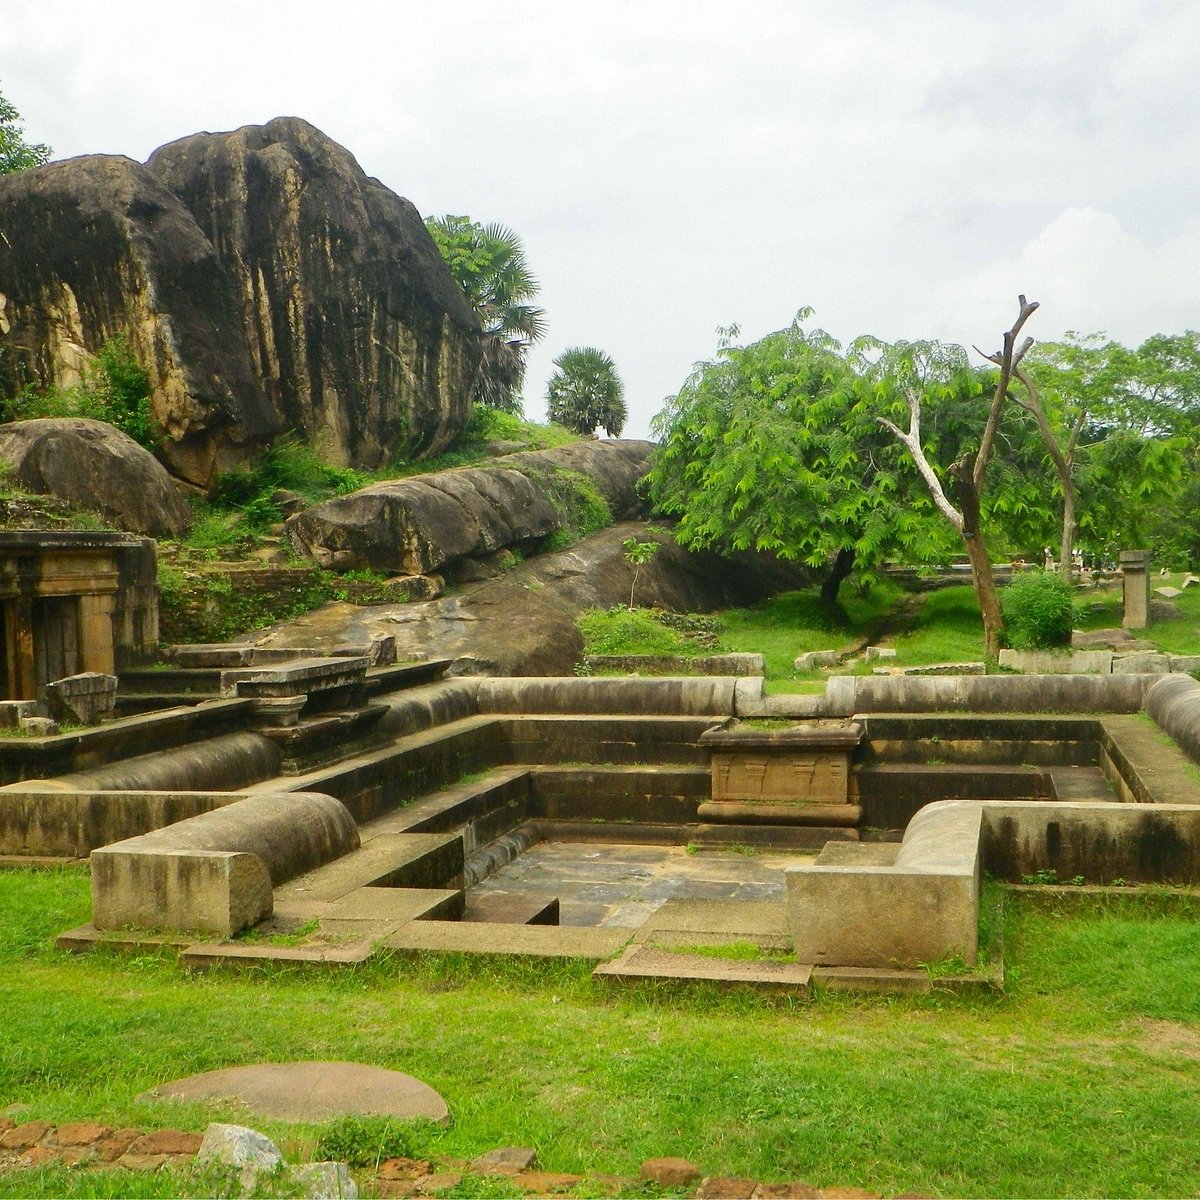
[1001,569,1075,649]
[3,335,156,448]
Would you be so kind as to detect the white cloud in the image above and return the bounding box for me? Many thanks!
[2,0,1196,434]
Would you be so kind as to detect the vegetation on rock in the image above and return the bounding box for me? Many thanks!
[2,336,156,449]
[546,346,627,437]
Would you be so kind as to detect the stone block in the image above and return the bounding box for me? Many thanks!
[641,1158,701,1187]
[698,1178,761,1199]
[787,801,984,968]
[170,644,255,668]
[18,716,58,735]
[130,1129,203,1155]
[0,700,37,728]
[286,1162,359,1198]
[55,1123,112,1147]
[997,649,1113,675]
[700,721,862,805]
[1170,656,1200,674]
[865,646,897,661]
[42,672,118,726]
[902,662,986,676]
[471,1147,537,1175]
[92,848,273,937]
[1112,652,1170,674]
[1155,586,1183,599]
[793,649,839,672]
[196,1123,285,1192]
[0,1120,52,1149]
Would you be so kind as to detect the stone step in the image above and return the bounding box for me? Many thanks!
[383,920,628,960]
[274,830,464,903]
[593,944,812,992]
[696,801,862,828]
[461,893,560,925]
[690,823,858,850]
[360,767,531,837]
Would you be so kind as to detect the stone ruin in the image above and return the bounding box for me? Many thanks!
[0,626,1198,991]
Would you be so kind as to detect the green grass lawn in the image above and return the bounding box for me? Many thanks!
[3,869,1200,1198]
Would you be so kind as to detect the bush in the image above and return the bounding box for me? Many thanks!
[1002,569,1075,649]
[3,335,156,448]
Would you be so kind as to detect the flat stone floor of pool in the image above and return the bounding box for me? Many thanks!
[467,841,816,928]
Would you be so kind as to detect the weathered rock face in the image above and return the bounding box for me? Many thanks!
[285,439,655,574]
[253,521,811,676]
[146,118,480,472]
[0,119,481,487]
[0,418,191,536]
[0,155,263,486]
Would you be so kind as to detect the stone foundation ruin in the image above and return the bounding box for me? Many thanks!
[2,644,1200,991]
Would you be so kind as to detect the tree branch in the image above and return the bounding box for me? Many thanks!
[972,295,1039,492]
[876,388,964,532]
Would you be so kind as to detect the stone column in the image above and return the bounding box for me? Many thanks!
[1119,550,1152,630]
[78,593,116,677]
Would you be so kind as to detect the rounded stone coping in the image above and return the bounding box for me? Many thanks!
[141,1061,450,1124]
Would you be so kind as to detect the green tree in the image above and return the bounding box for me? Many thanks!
[546,347,627,437]
[1022,332,1195,567]
[0,86,49,174]
[425,214,546,413]
[646,313,965,608]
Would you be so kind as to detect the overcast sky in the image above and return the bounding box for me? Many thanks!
[4,0,1197,438]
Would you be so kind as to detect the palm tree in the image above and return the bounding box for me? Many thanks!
[425,215,546,412]
[546,347,627,437]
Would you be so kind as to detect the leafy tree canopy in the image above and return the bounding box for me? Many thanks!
[648,314,1005,600]
[546,346,627,437]
[0,86,49,175]
[425,214,546,413]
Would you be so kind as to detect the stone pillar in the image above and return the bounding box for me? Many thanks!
[1120,550,1152,630]
[77,593,116,677]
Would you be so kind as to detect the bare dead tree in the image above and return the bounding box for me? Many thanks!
[878,295,1039,660]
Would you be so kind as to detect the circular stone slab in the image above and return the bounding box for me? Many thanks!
[142,1062,449,1124]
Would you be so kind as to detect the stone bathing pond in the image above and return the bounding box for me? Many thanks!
[4,644,1200,993]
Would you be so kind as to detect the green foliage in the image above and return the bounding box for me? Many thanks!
[315,1115,438,1168]
[425,215,546,412]
[523,467,612,549]
[648,315,982,604]
[0,86,49,174]
[622,536,659,610]
[156,562,345,643]
[201,435,367,541]
[1001,569,1074,650]
[386,403,578,477]
[1025,331,1199,565]
[545,346,627,437]
[2,336,156,448]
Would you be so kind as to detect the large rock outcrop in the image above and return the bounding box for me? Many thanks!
[251,521,811,676]
[0,418,191,536]
[284,440,655,574]
[0,118,481,487]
